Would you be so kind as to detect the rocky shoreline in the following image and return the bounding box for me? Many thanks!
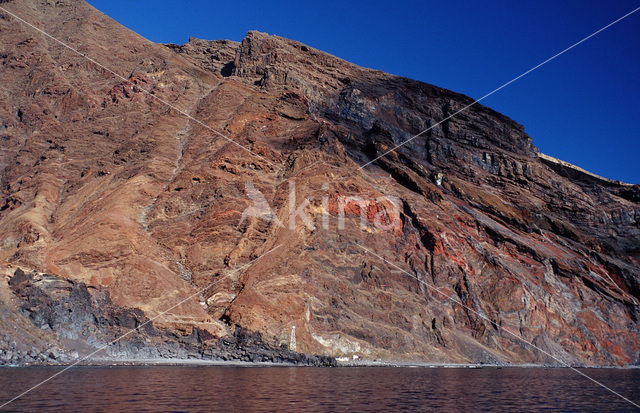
[1,268,336,367]
[2,356,639,369]
[0,342,338,368]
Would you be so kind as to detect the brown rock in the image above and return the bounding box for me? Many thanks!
[0,0,638,366]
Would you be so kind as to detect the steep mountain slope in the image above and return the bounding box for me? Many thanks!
[0,0,638,366]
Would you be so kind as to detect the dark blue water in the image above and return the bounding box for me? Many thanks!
[0,366,638,412]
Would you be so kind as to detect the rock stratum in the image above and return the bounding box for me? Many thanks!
[0,0,639,366]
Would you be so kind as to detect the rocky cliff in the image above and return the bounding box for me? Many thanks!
[0,0,638,366]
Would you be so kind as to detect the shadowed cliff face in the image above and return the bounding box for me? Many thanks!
[0,0,638,366]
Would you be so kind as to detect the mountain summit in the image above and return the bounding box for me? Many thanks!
[0,0,638,366]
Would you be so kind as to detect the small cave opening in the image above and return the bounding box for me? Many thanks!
[219,313,232,325]
[220,61,234,77]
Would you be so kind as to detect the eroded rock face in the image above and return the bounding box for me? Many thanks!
[4,267,335,365]
[0,1,638,366]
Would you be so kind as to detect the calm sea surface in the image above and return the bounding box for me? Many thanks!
[0,366,638,412]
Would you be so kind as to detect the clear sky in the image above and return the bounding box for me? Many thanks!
[86,0,640,183]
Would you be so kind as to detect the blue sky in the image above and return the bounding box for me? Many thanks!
[86,0,640,183]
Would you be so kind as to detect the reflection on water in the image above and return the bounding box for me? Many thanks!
[0,366,638,412]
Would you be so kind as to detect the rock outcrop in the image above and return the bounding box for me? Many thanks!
[0,0,638,366]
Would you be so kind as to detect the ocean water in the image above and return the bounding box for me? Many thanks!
[0,366,638,412]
